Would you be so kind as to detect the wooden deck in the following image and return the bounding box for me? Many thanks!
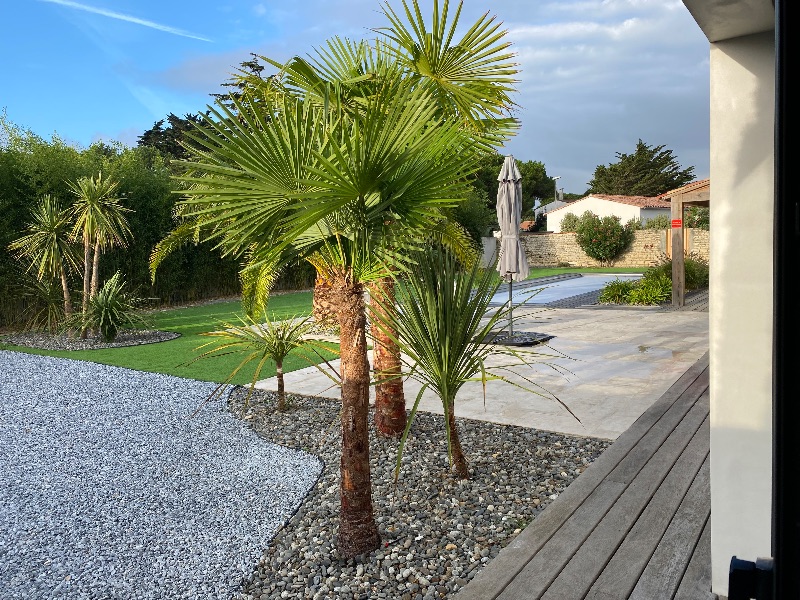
[457,351,713,600]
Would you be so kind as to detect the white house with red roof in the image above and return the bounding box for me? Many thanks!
[544,193,672,233]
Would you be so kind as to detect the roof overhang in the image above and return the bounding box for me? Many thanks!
[683,0,773,43]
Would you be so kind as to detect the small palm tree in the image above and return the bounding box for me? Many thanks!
[8,194,79,322]
[372,244,580,480]
[194,314,338,412]
[67,171,132,316]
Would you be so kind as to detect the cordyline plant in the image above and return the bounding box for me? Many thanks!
[8,194,80,325]
[370,244,581,481]
[192,313,339,412]
[63,271,150,342]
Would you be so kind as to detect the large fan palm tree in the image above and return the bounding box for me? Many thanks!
[67,171,132,317]
[160,82,476,557]
[8,194,79,321]
[151,0,519,559]
[242,0,520,438]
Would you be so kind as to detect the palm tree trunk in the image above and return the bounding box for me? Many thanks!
[82,236,92,315]
[60,269,72,318]
[81,235,92,339]
[446,398,469,479]
[90,238,101,299]
[369,277,406,437]
[332,275,381,558]
[276,360,286,411]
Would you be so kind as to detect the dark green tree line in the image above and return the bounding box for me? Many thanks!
[0,116,241,328]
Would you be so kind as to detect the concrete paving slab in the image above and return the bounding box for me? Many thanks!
[254,304,709,441]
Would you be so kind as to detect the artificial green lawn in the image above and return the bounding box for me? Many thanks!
[0,268,639,384]
[0,290,339,386]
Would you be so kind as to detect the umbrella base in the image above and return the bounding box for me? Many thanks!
[482,331,555,346]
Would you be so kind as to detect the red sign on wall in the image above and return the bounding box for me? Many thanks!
[672,219,683,228]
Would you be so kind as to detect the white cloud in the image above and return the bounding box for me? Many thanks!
[39,0,213,42]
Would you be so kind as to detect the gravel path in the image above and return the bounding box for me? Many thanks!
[0,351,322,600]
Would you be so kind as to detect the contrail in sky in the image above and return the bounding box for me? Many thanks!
[39,0,213,42]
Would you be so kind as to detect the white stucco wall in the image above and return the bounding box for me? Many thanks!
[545,196,664,233]
[709,31,774,597]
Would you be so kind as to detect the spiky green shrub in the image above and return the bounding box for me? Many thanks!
[646,253,709,291]
[18,272,65,333]
[65,271,149,341]
[684,253,710,289]
[371,245,579,481]
[598,278,638,304]
[627,273,672,305]
[574,211,636,266]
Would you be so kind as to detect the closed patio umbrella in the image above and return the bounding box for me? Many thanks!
[496,155,529,337]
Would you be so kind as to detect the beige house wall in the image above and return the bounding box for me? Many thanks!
[514,229,709,268]
[707,31,775,596]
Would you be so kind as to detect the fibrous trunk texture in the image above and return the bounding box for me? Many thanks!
[330,275,381,558]
[276,361,286,411]
[447,399,469,479]
[60,269,72,318]
[80,236,92,339]
[312,277,337,330]
[90,238,101,299]
[369,277,406,437]
[82,236,92,315]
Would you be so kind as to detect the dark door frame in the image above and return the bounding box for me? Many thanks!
[773,0,797,597]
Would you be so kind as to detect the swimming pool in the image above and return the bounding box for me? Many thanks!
[489,273,643,306]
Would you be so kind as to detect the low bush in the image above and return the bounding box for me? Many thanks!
[559,213,580,233]
[646,253,709,291]
[627,274,672,305]
[684,253,710,289]
[598,251,708,306]
[643,214,671,229]
[598,278,638,304]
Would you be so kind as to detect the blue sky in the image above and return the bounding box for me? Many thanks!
[1,0,710,194]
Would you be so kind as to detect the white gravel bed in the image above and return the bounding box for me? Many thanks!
[0,351,323,600]
[1,329,180,351]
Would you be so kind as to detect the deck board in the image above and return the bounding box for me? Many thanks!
[553,413,709,599]
[585,415,709,598]
[456,351,711,600]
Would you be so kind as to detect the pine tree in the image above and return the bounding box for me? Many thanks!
[587,139,695,196]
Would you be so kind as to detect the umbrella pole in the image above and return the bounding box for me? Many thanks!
[508,277,514,338]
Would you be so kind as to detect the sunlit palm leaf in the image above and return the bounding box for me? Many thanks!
[376,0,520,135]
[9,194,80,281]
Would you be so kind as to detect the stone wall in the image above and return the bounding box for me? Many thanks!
[502,229,710,268]
[687,228,710,260]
